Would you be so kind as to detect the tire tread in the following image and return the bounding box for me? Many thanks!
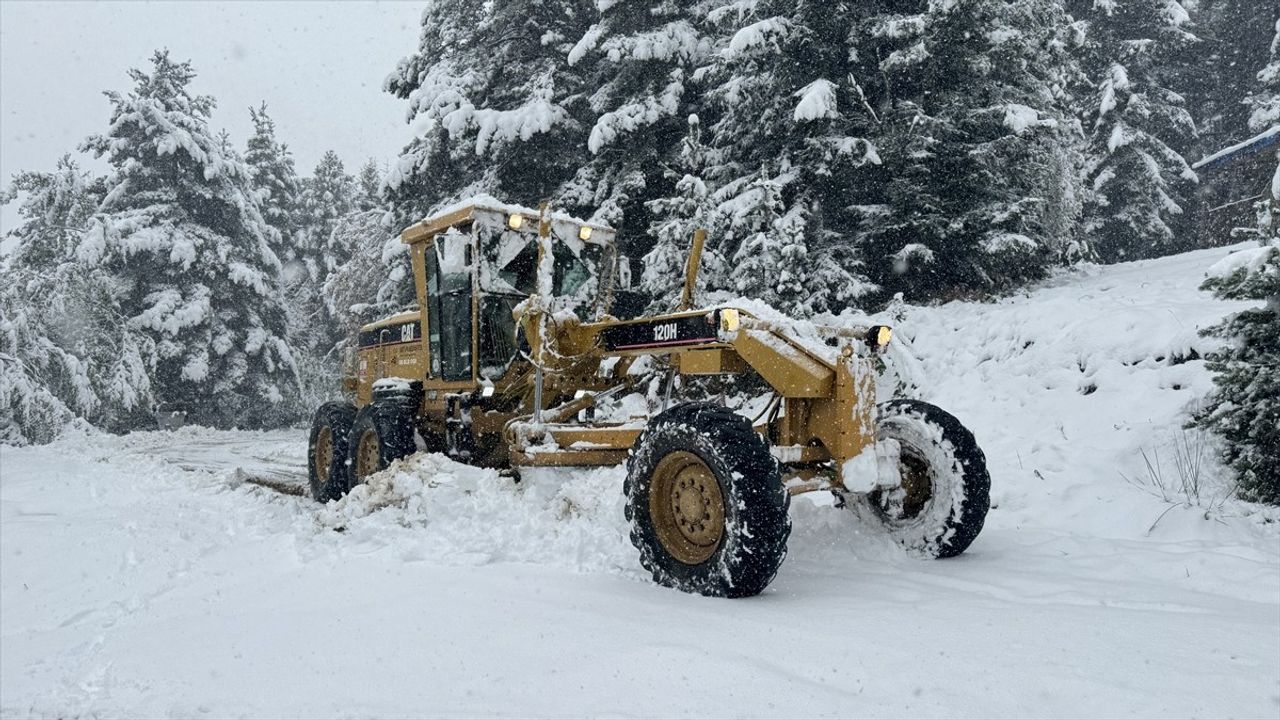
[625,402,791,598]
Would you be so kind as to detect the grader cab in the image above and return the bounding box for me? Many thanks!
[309,199,990,598]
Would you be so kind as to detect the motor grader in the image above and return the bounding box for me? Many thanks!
[308,199,990,598]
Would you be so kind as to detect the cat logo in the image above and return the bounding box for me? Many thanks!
[654,323,678,342]
[401,323,414,342]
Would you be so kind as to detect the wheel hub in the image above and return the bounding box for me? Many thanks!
[314,426,333,477]
[650,451,725,564]
[873,450,933,522]
[355,428,381,481]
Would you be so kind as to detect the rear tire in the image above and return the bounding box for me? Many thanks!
[347,399,419,488]
[625,403,791,598]
[849,399,990,558]
[308,401,357,502]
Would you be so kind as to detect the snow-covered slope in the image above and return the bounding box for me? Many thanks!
[2,245,1278,718]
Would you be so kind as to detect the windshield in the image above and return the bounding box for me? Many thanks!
[475,214,612,319]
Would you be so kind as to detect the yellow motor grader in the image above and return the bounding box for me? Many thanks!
[308,199,990,597]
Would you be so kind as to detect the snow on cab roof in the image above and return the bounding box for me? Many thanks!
[400,193,614,244]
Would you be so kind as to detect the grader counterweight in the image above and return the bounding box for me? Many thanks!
[308,199,991,598]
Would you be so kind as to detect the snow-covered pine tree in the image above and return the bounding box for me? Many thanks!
[723,173,797,309]
[299,150,356,280]
[849,0,1083,300]
[2,157,163,437]
[322,215,410,342]
[2,157,102,271]
[702,0,879,314]
[564,0,725,263]
[78,50,299,430]
[1187,0,1278,152]
[1069,0,1200,263]
[1196,39,1279,501]
[244,102,302,264]
[641,114,723,308]
[0,297,81,445]
[0,158,106,442]
[355,159,385,212]
[1250,17,1280,132]
[384,0,595,227]
[285,150,361,404]
[1197,204,1279,503]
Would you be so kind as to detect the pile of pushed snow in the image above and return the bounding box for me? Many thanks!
[313,453,639,575]
[317,457,439,528]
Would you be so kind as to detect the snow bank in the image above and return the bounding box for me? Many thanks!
[1206,241,1277,280]
[314,453,636,575]
[889,244,1267,540]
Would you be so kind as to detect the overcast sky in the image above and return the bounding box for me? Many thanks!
[0,0,427,234]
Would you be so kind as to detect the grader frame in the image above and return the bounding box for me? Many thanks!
[312,199,990,597]
[346,200,891,494]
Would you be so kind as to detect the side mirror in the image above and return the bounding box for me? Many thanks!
[616,254,632,289]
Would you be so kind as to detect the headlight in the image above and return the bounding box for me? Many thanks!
[719,308,741,333]
[868,325,892,349]
[578,226,593,241]
[508,213,524,230]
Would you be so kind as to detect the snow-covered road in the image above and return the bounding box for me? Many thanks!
[2,245,1278,718]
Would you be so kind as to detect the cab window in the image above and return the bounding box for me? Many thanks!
[426,231,473,381]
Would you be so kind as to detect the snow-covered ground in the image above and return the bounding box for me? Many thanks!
[2,244,1278,718]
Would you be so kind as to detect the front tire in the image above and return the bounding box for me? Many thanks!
[347,399,418,488]
[308,401,357,502]
[625,403,791,598]
[849,399,990,558]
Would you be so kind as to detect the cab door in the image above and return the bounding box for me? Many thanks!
[424,228,475,382]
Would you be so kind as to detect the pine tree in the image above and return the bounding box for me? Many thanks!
[78,50,299,429]
[562,0,729,268]
[0,297,81,445]
[322,213,411,340]
[701,0,880,313]
[725,173,791,308]
[1250,17,1280,132]
[848,0,1083,300]
[318,207,413,406]
[282,150,360,405]
[1197,223,1279,504]
[2,157,162,437]
[641,114,722,308]
[570,0,712,158]
[299,150,356,280]
[1188,0,1278,150]
[0,158,108,442]
[2,158,102,270]
[355,159,385,212]
[244,102,302,263]
[1070,0,1200,263]
[384,0,595,227]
